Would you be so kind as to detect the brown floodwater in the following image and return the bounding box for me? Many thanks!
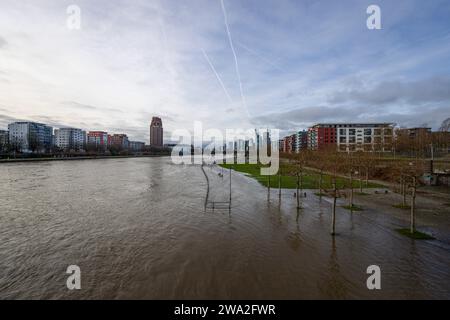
[0,157,449,299]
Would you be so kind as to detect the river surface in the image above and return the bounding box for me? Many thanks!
[0,157,449,299]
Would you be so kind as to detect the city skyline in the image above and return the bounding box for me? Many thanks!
[1,1,450,304]
[1,0,450,141]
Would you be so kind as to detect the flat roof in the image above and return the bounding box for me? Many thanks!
[311,123,395,127]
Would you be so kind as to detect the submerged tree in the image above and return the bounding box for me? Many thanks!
[410,176,417,234]
[331,178,337,236]
[347,153,355,209]
[328,149,343,236]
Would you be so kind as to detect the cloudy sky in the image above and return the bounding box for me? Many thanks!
[0,0,449,141]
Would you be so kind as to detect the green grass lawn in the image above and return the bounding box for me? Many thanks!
[220,163,382,190]
[396,228,435,240]
[392,204,411,210]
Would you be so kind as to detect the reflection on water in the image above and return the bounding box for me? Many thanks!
[0,157,449,299]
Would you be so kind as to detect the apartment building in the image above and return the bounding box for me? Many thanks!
[108,134,129,149]
[282,134,296,153]
[336,123,394,152]
[129,141,145,152]
[8,122,53,152]
[87,131,108,149]
[307,124,337,150]
[54,128,86,151]
[294,130,308,152]
[0,130,8,150]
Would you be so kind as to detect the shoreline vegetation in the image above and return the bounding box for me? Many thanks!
[220,163,383,189]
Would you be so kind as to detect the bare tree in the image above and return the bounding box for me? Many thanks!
[328,150,342,236]
[296,172,301,209]
[410,176,417,234]
[278,169,282,200]
[331,178,337,236]
[356,152,364,193]
[439,118,450,132]
[402,174,407,206]
[347,153,355,209]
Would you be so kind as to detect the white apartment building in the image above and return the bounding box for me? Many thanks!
[294,130,308,152]
[0,130,8,151]
[336,123,394,152]
[8,122,53,152]
[54,128,86,151]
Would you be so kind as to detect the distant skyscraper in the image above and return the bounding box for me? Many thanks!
[150,117,163,147]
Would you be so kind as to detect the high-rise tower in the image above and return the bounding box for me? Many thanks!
[150,117,163,147]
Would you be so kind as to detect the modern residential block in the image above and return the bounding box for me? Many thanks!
[8,122,53,153]
[54,128,86,151]
[87,131,108,149]
[336,123,394,152]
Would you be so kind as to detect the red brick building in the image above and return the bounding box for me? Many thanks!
[279,134,296,153]
[108,134,129,149]
[307,124,337,150]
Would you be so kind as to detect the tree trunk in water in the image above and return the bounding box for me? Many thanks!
[268,175,271,201]
[331,180,337,235]
[402,176,407,206]
[349,170,354,208]
[300,170,303,195]
[278,172,281,200]
[319,169,323,198]
[296,173,300,209]
[365,167,369,187]
[359,165,363,193]
[229,168,232,206]
[410,176,416,234]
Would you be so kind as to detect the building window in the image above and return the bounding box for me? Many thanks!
[339,136,346,143]
[349,129,356,135]
[339,129,346,135]
[364,129,372,135]
[364,136,372,143]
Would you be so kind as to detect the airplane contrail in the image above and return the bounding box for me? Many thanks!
[236,41,285,72]
[201,49,234,105]
[220,0,250,119]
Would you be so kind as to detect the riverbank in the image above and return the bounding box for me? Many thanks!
[220,163,383,189]
[0,154,169,163]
